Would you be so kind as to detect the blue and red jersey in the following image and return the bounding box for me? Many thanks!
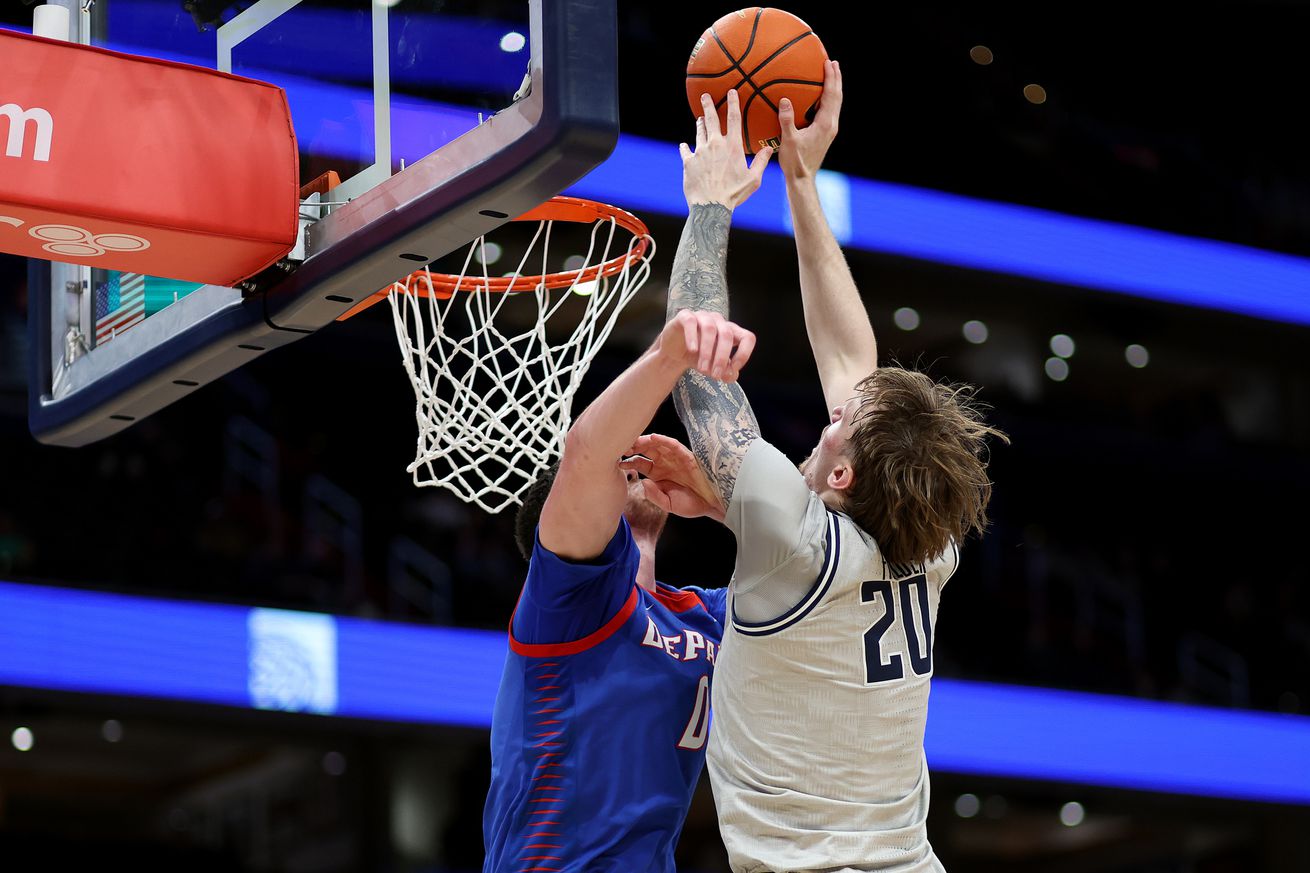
[482,518,728,873]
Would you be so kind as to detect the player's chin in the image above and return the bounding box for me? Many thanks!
[623,489,669,534]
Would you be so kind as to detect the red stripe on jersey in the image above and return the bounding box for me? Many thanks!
[509,587,639,656]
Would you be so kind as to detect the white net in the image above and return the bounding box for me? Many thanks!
[387,209,654,513]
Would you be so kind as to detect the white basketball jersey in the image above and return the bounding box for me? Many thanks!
[708,440,957,873]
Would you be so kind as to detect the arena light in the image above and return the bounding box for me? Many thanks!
[893,307,921,330]
[11,726,34,752]
[2,579,1310,803]
[963,320,989,344]
[473,241,504,266]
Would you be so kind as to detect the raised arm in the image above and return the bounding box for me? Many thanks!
[666,90,772,506]
[778,61,878,412]
[539,310,754,560]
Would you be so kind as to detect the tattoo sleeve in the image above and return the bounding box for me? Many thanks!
[667,203,732,318]
[672,373,759,505]
[667,202,760,504]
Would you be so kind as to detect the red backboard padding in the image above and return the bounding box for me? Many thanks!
[0,30,299,286]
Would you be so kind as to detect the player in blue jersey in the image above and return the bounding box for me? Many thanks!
[481,184,771,873]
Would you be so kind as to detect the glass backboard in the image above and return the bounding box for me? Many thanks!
[18,0,618,445]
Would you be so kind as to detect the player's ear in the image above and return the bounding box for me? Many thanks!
[828,459,854,492]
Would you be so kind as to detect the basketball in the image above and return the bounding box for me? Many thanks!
[686,7,828,154]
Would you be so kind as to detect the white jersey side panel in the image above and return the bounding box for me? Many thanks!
[709,440,957,873]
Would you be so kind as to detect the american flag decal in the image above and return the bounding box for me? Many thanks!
[95,272,146,345]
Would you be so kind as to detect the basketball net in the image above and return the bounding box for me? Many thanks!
[386,198,654,513]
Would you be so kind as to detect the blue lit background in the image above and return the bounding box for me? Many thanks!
[3,579,1307,805]
[23,0,1305,328]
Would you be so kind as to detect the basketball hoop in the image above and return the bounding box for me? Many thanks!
[362,196,654,514]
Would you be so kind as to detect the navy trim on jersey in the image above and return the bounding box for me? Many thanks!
[732,512,841,636]
[940,541,960,588]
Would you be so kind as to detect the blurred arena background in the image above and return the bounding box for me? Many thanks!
[2,2,1309,871]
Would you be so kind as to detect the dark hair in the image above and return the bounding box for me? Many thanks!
[842,368,1008,565]
[513,461,561,561]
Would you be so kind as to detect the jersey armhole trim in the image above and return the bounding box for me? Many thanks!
[731,512,840,636]
[508,586,639,657]
[651,583,705,613]
[939,541,960,590]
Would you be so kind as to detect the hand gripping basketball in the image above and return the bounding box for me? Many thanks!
[680,90,774,209]
[778,60,842,180]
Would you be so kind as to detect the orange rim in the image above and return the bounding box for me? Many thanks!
[336,196,650,320]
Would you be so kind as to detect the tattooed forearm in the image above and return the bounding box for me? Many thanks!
[666,202,756,500]
[673,371,760,504]
[667,203,732,319]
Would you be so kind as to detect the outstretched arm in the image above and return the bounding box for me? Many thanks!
[666,90,771,506]
[539,311,754,560]
[778,61,878,412]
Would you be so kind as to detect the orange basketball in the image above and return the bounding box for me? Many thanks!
[686,7,828,154]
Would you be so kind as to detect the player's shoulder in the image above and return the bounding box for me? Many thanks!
[528,516,636,577]
[933,539,961,589]
[932,540,964,587]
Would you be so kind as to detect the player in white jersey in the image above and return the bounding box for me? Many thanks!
[643,66,1009,872]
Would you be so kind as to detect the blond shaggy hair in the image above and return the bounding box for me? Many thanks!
[841,368,1008,565]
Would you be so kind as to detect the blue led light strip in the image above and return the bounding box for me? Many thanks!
[1,580,1307,803]
[10,14,1309,326]
[567,135,1310,327]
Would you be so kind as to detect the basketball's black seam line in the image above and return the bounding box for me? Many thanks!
[686,19,806,81]
[721,28,817,112]
[753,77,825,90]
[706,30,752,100]
[739,86,779,133]
[745,30,817,80]
[740,8,766,72]
[702,8,765,92]
[690,8,765,79]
